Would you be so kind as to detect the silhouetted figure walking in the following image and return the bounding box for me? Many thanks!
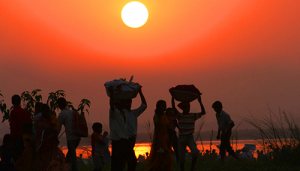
[147,100,173,171]
[108,86,130,171]
[213,101,240,162]
[172,96,206,171]
[121,87,147,171]
[57,97,81,171]
[165,108,179,163]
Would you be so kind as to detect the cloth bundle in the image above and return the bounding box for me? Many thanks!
[169,85,201,102]
[104,76,141,100]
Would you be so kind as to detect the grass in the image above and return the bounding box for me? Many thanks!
[244,108,300,150]
[78,107,300,171]
[78,158,300,171]
[244,107,300,167]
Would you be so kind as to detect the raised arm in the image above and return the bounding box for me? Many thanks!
[171,97,179,115]
[198,95,206,116]
[109,86,115,111]
[139,88,147,105]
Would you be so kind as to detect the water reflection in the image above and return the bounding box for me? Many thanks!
[61,140,264,159]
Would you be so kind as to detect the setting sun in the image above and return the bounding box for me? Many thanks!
[121,1,148,28]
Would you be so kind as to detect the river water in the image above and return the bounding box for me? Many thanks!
[61,139,265,159]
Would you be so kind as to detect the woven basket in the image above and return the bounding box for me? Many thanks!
[169,89,199,102]
[105,87,139,100]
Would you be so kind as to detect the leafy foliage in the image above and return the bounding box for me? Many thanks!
[21,89,43,120]
[0,89,91,123]
[47,90,73,114]
[77,99,91,116]
[0,91,10,122]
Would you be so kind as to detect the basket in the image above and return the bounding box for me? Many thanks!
[104,76,140,100]
[169,89,200,102]
[105,87,139,100]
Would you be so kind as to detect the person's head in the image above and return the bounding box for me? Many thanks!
[35,102,43,114]
[57,97,67,110]
[155,100,166,114]
[177,102,190,114]
[41,104,51,120]
[2,134,12,145]
[22,122,33,134]
[212,101,223,113]
[120,99,132,110]
[92,122,102,133]
[166,108,175,116]
[11,95,21,106]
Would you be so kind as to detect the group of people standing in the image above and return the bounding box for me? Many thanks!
[108,86,239,171]
[1,95,81,171]
[146,97,206,171]
[1,86,240,171]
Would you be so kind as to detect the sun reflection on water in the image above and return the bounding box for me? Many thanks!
[61,140,264,159]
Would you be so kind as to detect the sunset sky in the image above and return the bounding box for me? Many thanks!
[1,0,299,137]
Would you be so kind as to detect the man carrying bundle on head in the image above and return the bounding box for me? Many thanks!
[105,76,147,171]
[120,87,147,171]
[172,95,206,171]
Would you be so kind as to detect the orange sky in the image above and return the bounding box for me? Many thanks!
[1,0,300,137]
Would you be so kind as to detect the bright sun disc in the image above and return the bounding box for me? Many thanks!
[121,1,148,28]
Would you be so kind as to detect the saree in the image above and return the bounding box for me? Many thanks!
[147,113,173,171]
[36,116,70,171]
[14,134,41,171]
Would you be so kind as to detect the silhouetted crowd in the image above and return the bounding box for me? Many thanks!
[1,87,242,171]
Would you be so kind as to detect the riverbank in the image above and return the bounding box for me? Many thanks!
[78,157,300,171]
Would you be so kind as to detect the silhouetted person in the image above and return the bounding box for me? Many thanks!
[104,133,111,163]
[172,96,206,171]
[33,102,43,128]
[108,86,130,171]
[91,122,107,171]
[32,102,42,140]
[57,97,80,171]
[36,104,69,170]
[165,108,179,163]
[147,100,173,171]
[9,95,32,162]
[0,134,14,171]
[213,101,240,162]
[14,122,40,171]
[121,87,147,171]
